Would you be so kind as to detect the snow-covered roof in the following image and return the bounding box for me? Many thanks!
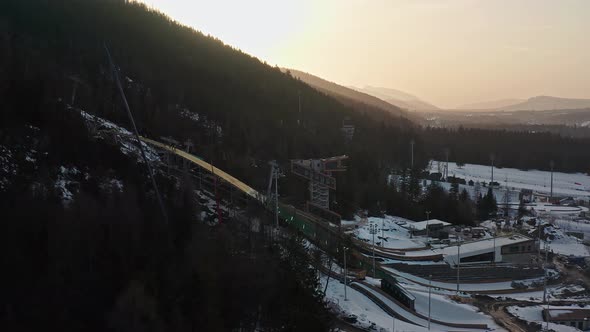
[442,235,533,264]
[545,308,590,321]
[446,235,532,254]
[403,219,451,231]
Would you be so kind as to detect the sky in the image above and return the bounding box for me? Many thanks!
[136,0,590,108]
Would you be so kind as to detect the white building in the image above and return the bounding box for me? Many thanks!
[442,234,536,264]
[403,219,452,237]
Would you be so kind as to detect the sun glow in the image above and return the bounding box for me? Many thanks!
[137,0,313,63]
[136,0,590,108]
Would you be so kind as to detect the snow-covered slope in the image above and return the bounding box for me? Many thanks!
[429,161,590,200]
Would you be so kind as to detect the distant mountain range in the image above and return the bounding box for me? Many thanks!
[455,99,525,110]
[454,96,590,112]
[285,67,590,115]
[502,96,590,111]
[283,68,418,120]
[351,86,440,111]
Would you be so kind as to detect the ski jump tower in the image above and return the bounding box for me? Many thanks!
[291,156,348,224]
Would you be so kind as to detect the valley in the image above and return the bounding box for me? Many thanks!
[2,1,590,331]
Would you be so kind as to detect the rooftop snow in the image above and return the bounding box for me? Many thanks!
[508,305,590,332]
[403,219,451,231]
[347,215,429,250]
[441,235,533,263]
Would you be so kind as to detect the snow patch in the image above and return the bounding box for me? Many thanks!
[99,177,124,194]
[179,108,199,122]
[347,215,429,250]
[78,110,160,163]
[55,166,81,204]
[543,225,590,257]
[0,145,17,190]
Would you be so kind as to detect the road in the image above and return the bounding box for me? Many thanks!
[474,298,530,332]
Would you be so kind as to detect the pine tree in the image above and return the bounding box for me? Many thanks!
[450,181,460,200]
[477,187,498,220]
[407,168,422,201]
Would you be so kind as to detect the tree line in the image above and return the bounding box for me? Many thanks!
[422,126,590,173]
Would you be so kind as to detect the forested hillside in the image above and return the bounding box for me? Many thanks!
[1,1,589,329]
[0,0,426,212]
[283,68,416,120]
[0,0,421,330]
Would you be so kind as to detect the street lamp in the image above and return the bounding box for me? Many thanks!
[425,211,431,239]
[381,218,385,247]
[490,153,495,193]
[428,274,432,330]
[492,231,496,264]
[343,246,349,301]
[370,223,378,277]
[543,242,550,304]
[546,300,550,331]
[538,222,543,264]
[456,241,462,294]
[550,160,554,202]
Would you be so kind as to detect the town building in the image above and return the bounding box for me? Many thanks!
[403,219,452,238]
[442,234,537,264]
[542,308,590,331]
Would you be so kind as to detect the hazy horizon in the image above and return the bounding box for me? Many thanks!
[136,0,590,108]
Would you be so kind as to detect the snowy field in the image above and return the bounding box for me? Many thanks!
[409,288,496,325]
[322,272,502,331]
[553,218,590,236]
[507,305,590,332]
[322,276,435,332]
[543,224,590,257]
[428,160,590,201]
[347,215,429,250]
[78,110,161,163]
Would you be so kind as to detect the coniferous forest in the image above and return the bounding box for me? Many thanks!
[1,0,589,331]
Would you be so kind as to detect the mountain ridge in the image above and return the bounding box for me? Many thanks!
[352,85,440,111]
[503,95,590,111]
[455,98,525,110]
[282,68,421,121]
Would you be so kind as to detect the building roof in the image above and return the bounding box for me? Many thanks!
[544,308,590,321]
[442,235,533,264]
[403,219,451,231]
